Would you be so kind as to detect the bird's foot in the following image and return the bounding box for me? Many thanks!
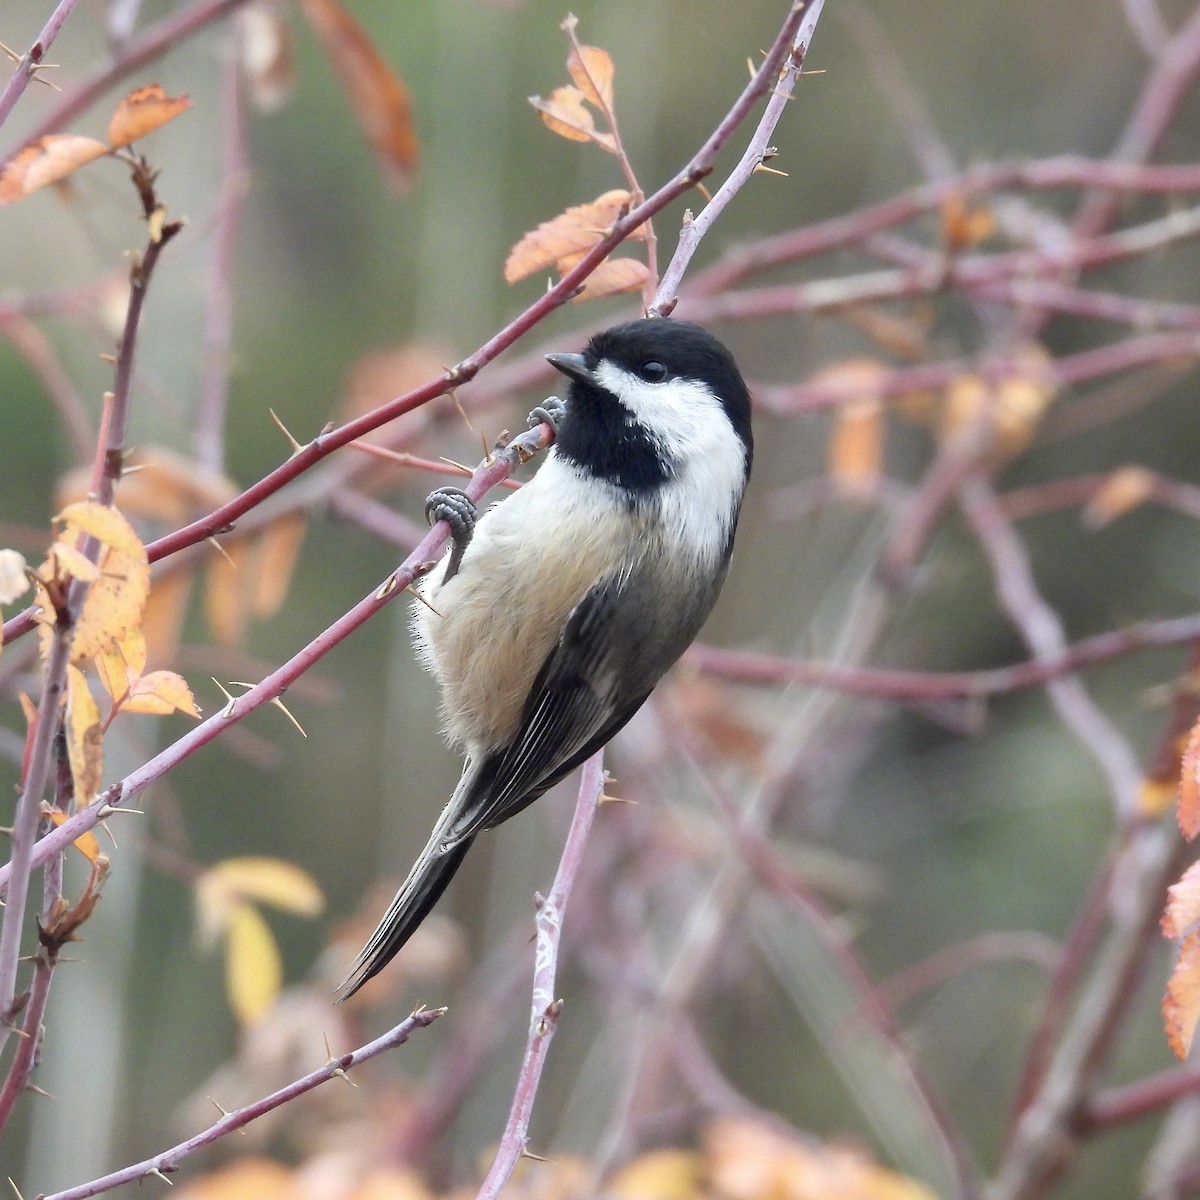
[425,487,477,582]
[528,395,567,433]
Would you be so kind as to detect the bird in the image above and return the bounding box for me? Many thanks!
[337,317,753,999]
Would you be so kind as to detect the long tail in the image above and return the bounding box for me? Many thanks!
[336,786,478,1001]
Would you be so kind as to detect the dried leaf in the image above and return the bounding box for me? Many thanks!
[226,902,282,1024]
[0,135,108,206]
[165,1159,296,1200]
[123,670,201,718]
[250,514,306,618]
[570,256,649,302]
[107,84,191,148]
[0,548,30,604]
[297,0,419,192]
[530,85,601,144]
[1084,466,1157,529]
[505,188,641,283]
[1164,861,1200,938]
[567,45,615,111]
[1180,718,1200,841]
[205,539,248,646]
[141,568,195,663]
[941,194,996,252]
[829,398,884,498]
[65,664,103,803]
[45,811,103,864]
[211,856,325,916]
[1139,776,1179,819]
[239,3,296,112]
[1166,929,1200,1059]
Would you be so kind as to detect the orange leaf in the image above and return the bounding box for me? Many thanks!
[829,398,884,499]
[567,45,615,111]
[107,84,191,149]
[65,665,103,803]
[141,568,195,664]
[46,810,103,864]
[1084,466,1157,529]
[530,85,598,143]
[0,135,108,205]
[1165,929,1200,1059]
[505,189,639,283]
[1163,861,1200,938]
[297,0,419,193]
[941,194,996,252]
[250,514,306,618]
[226,902,282,1024]
[608,1149,702,1200]
[569,256,649,302]
[205,540,248,647]
[124,670,201,718]
[1180,717,1200,840]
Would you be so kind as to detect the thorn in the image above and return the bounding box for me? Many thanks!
[206,537,236,569]
[438,456,475,475]
[146,1166,174,1186]
[331,1067,359,1088]
[0,41,20,65]
[269,696,307,738]
[98,353,117,364]
[746,56,756,79]
[480,429,494,466]
[520,1149,552,1163]
[269,408,305,457]
[695,181,713,203]
[209,1095,246,1132]
[752,164,789,178]
[98,818,118,850]
[598,793,636,806]
[211,678,238,718]
[451,389,475,437]
[23,1082,52,1098]
[95,804,143,819]
[8,1176,27,1200]
[405,583,441,616]
[375,573,399,601]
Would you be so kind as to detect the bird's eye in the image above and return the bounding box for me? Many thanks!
[639,360,668,383]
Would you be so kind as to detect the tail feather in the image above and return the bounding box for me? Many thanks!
[336,820,475,1001]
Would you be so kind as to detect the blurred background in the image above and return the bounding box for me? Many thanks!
[3,1,1200,1198]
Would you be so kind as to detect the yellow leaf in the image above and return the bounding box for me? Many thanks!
[609,1149,702,1200]
[46,810,103,863]
[70,542,151,666]
[50,540,101,583]
[0,548,30,605]
[123,670,201,718]
[1084,466,1157,529]
[56,501,145,557]
[567,44,615,110]
[505,189,642,284]
[107,84,191,149]
[65,664,103,803]
[226,903,282,1024]
[0,135,108,205]
[211,857,325,917]
[1165,929,1200,1059]
[250,514,306,618]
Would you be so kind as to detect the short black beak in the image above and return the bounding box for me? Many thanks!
[546,351,593,387]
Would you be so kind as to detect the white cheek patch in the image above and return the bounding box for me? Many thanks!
[592,360,748,565]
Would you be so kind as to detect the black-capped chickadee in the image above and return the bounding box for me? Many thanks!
[338,318,753,998]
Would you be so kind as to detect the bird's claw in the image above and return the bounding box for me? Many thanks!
[528,395,567,433]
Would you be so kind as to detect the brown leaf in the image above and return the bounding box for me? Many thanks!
[567,45,615,111]
[941,194,996,252]
[1165,929,1200,1059]
[0,136,108,206]
[828,392,885,499]
[107,84,191,149]
[297,0,419,193]
[505,188,640,283]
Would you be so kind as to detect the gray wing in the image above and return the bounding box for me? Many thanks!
[446,561,723,840]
